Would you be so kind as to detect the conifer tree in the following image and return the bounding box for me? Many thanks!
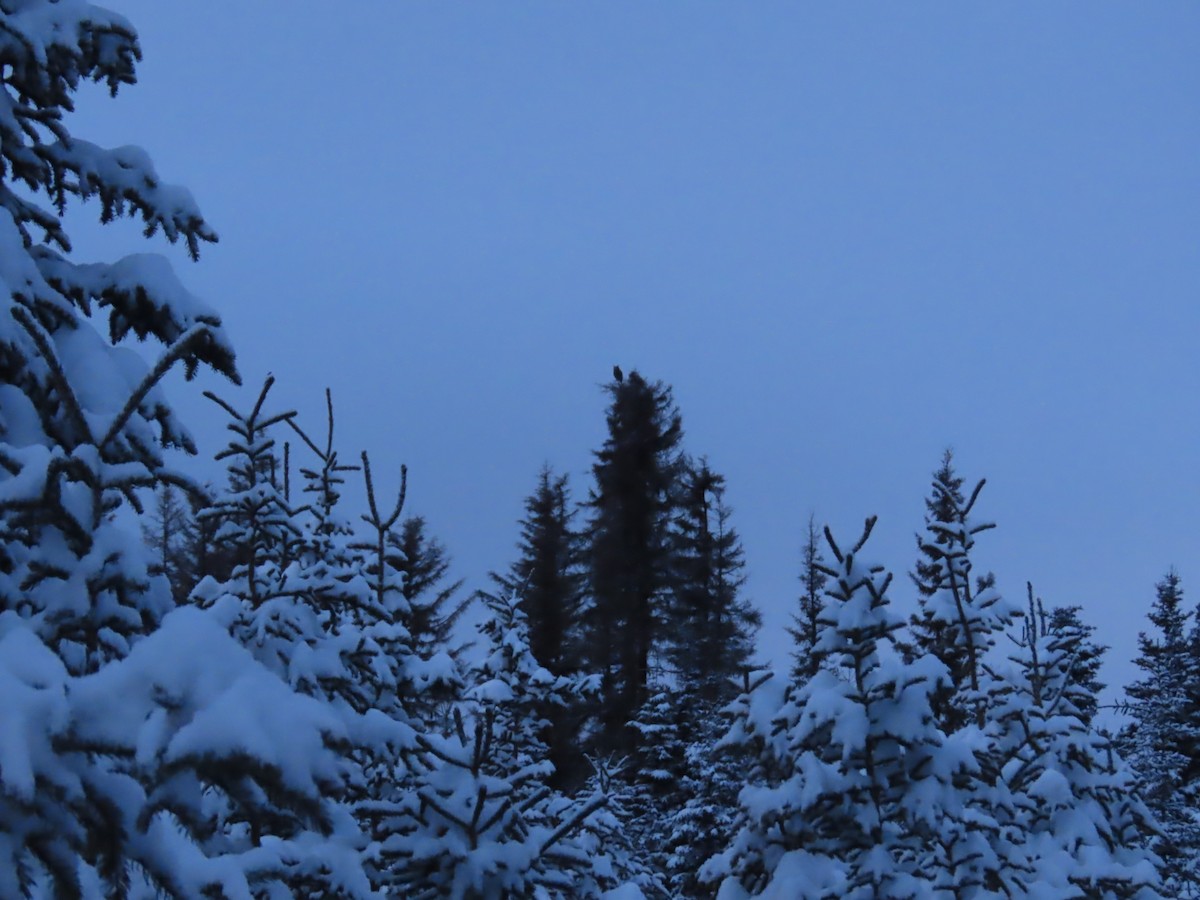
[986,584,1162,897]
[912,450,967,598]
[789,514,828,684]
[491,465,586,679]
[651,459,759,895]
[395,591,646,898]
[141,484,192,604]
[349,450,434,892]
[659,692,746,898]
[625,679,690,877]
[188,381,415,893]
[385,514,467,726]
[1046,602,1107,727]
[192,378,312,674]
[585,368,684,754]
[0,5,374,892]
[489,464,589,786]
[708,518,957,898]
[907,451,1012,732]
[1121,570,1200,894]
[668,458,760,704]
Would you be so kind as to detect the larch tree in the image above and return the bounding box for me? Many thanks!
[140,484,192,604]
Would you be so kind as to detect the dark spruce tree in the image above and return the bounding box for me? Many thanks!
[491,465,586,678]
[141,483,194,605]
[385,514,468,725]
[788,514,828,684]
[585,368,684,754]
[668,458,760,704]
[489,464,590,786]
[390,515,467,652]
[634,459,761,896]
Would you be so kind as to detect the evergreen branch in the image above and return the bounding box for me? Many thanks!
[11,304,92,447]
[249,374,275,424]
[361,451,407,530]
[538,793,607,857]
[99,323,211,450]
[285,415,324,459]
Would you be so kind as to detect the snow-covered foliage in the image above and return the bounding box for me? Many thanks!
[908,456,1016,732]
[985,585,1163,897]
[0,2,389,893]
[0,0,235,676]
[0,4,1174,896]
[707,517,1164,899]
[392,590,649,898]
[1119,571,1200,894]
[0,607,379,897]
[658,695,746,898]
[708,517,959,898]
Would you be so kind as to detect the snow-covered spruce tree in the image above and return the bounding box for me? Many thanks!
[283,389,400,717]
[1045,603,1106,728]
[625,678,689,878]
[488,464,590,787]
[395,590,650,898]
[1120,570,1200,895]
[907,452,1013,733]
[195,388,438,895]
[658,687,748,899]
[192,377,312,674]
[386,513,469,726]
[986,584,1163,897]
[707,517,960,899]
[345,450,434,893]
[0,3,234,677]
[350,450,464,728]
[788,513,827,684]
[0,5,375,894]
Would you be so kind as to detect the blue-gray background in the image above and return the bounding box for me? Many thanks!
[66,2,1200,707]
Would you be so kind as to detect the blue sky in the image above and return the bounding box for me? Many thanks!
[67,2,1200,702]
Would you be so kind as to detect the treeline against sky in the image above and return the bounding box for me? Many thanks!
[0,1,1197,897]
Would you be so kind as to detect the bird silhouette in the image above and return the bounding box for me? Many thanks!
[613,365,623,383]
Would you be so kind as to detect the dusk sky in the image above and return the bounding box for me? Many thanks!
[65,2,1199,706]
